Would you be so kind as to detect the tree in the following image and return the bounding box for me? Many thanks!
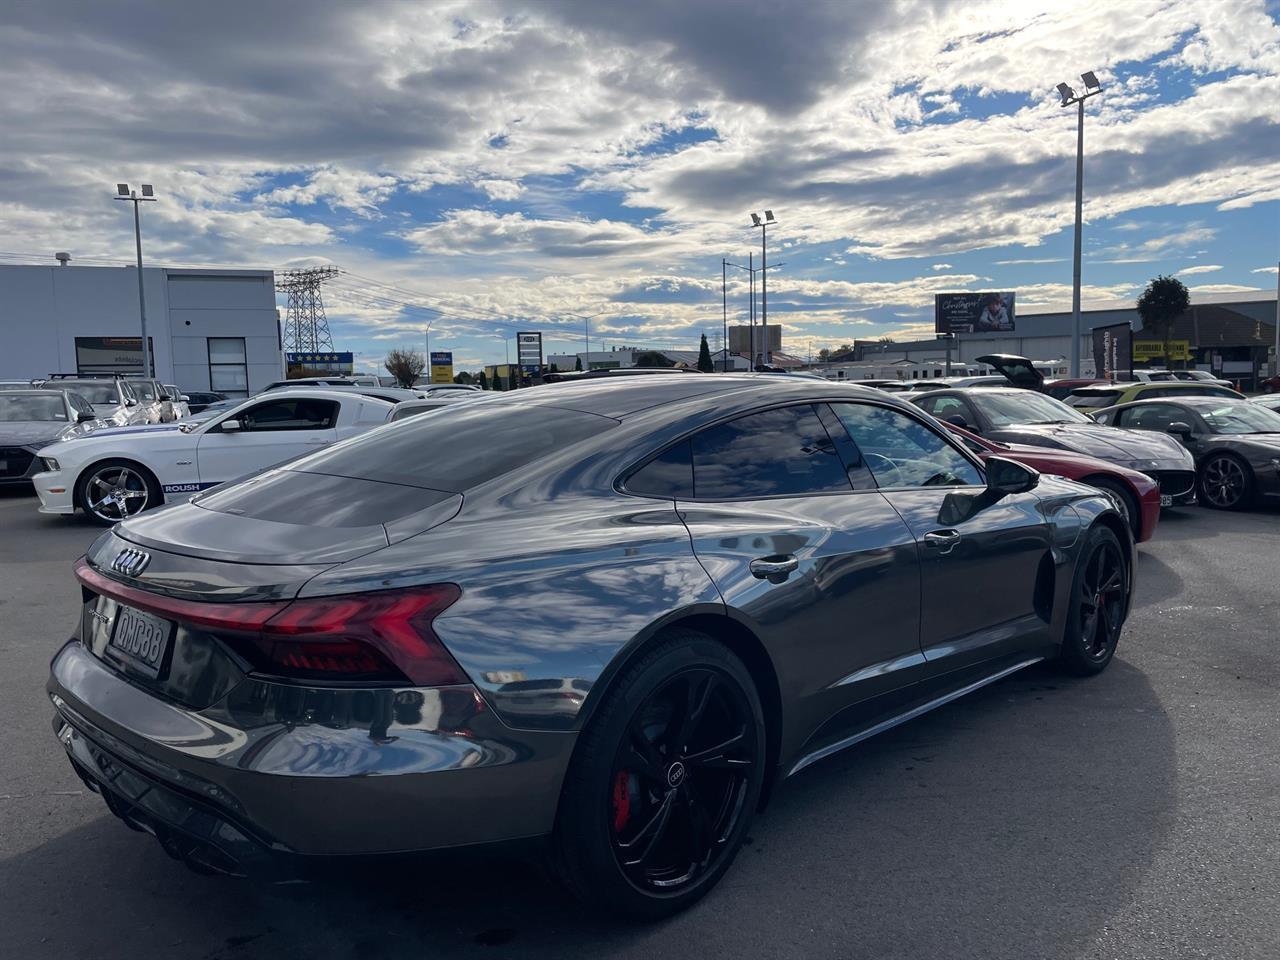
[1137,275,1191,367]
[574,355,583,372]
[697,334,714,372]
[476,370,488,390]
[384,348,426,388]
[454,370,474,385]
[634,350,675,368]
[817,347,831,363]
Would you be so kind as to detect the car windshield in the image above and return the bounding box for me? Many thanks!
[968,392,1091,427]
[1201,403,1280,434]
[0,394,67,421]
[49,383,118,404]
[1068,390,1122,409]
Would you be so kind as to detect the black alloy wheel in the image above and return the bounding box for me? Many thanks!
[1087,477,1140,539]
[609,667,757,893]
[1199,453,1252,510]
[555,631,765,919]
[1057,525,1127,676]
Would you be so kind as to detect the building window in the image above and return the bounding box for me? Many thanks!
[208,337,248,397]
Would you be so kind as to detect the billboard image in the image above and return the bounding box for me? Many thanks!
[429,350,454,384]
[935,292,1016,334]
[1091,323,1132,380]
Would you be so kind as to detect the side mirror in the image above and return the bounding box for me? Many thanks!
[1166,421,1193,440]
[179,395,190,402]
[124,397,137,406]
[944,414,971,430]
[220,419,242,432]
[78,411,96,423]
[986,455,1039,495]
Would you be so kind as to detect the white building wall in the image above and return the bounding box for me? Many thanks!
[0,265,281,393]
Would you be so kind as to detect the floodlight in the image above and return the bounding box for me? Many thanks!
[1056,82,1074,104]
[1081,71,1100,90]
[765,210,775,222]
[750,213,761,226]
[116,183,129,196]
[141,184,154,197]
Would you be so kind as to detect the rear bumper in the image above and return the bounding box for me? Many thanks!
[48,641,575,862]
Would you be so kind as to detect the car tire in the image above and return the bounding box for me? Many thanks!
[1056,524,1128,676]
[1198,453,1253,511]
[554,629,766,920]
[1085,477,1141,539]
[74,459,163,526]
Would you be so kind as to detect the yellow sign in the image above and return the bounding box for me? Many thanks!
[1133,340,1192,361]
[429,350,454,383]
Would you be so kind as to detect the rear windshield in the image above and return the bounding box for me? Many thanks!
[295,402,615,491]
[1069,390,1122,408]
[49,382,118,404]
[196,470,454,527]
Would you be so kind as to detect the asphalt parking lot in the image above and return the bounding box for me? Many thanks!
[1,489,1277,960]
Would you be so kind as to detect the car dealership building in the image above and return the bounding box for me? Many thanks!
[828,289,1278,388]
[0,264,283,397]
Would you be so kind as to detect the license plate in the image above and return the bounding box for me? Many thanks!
[108,606,173,679]
[1160,494,1173,507]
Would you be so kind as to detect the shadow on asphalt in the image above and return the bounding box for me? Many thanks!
[1,660,1175,960]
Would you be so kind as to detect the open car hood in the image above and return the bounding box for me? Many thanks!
[977,354,1044,391]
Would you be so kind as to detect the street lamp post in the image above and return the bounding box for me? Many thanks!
[750,211,776,367]
[1056,73,1102,377]
[114,183,157,377]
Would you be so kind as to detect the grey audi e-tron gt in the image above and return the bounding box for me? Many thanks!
[48,375,1134,918]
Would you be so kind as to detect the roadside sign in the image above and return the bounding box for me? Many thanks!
[1133,340,1191,361]
[517,331,543,369]
[430,350,454,384]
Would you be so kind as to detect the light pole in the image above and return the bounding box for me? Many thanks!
[1056,73,1102,377]
[114,183,157,377]
[750,211,776,367]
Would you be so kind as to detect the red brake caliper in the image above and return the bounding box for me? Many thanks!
[611,771,632,832]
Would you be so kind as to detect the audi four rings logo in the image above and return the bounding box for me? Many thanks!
[110,549,151,577]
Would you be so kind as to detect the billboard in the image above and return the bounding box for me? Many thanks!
[429,350,454,384]
[1091,323,1132,380]
[1133,340,1192,362]
[516,331,543,369]
[935,292,1016,334]
[286,351,353,378]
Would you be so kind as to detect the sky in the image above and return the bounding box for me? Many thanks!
[1,0,1278,373]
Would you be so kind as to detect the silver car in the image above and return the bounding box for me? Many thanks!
[48,376,1133,918]
[40,378,147,426]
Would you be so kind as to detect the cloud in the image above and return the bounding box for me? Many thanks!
[1176,264,1223,276]
[994,257,1067,265]
[1251,265,1278,274]
[930,263,953,270]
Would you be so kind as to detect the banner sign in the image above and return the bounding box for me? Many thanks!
[430,350,454,384]
[1091,323,1132,380]
[1133,340,1192,361]
[286,352,353,364]
[935,292,1016,334]
[516,331,543,369]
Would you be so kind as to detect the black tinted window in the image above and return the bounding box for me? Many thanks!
[235,398,337,431]
[626,440,693,498]
[296,403,613,491]
[690,405,850,499]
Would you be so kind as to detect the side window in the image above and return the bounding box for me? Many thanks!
[916,394,976,425]
[236,398,338,432]
[1117,403,1184,432]
[120,382,136,402]
[830,403,983,489]
[626,439,694,499]
[689,405,850,499]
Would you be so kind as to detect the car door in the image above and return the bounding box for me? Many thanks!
[828,401,1054,671]
[663,402,926,755]
[196,396,339,485]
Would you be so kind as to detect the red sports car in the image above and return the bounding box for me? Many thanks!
[947,424,1160,543]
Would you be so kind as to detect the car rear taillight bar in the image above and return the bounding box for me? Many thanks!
[74,559,467,686]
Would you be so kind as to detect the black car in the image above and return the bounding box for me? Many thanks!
[182,391,228,414]
[909,387,1199,507]
[0,389,102,485]
[48,375,1134,918]
[1091,397,1280,510]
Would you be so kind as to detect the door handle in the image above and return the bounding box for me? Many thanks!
[923,529,962,555]
[749,555,799,581]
